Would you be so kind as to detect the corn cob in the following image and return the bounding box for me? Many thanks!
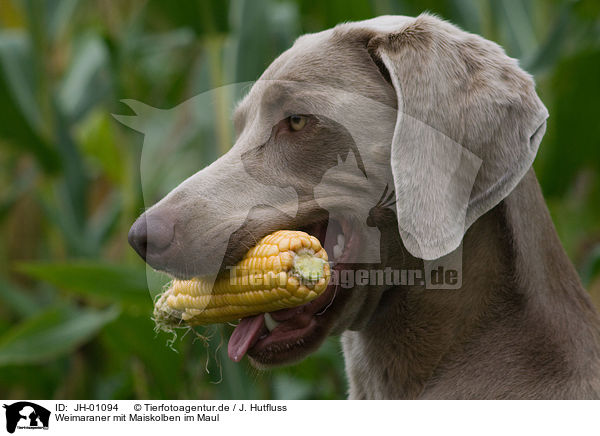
[154,230,330,329]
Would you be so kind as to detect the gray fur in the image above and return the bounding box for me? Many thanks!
[130,14,600,398]
[364,14,548,260]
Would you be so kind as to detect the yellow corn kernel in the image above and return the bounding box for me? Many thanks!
[154,230,330,328]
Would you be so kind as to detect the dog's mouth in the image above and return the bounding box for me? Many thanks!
[153,217,359,367]
[225,218,357,366]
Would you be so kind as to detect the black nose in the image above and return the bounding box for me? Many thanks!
[128,213,174,261]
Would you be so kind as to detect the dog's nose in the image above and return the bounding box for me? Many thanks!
[128,213,174,261]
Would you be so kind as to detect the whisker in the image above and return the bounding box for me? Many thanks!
[376,184,389,205]
[384,189,395,205]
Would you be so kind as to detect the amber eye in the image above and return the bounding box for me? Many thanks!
[289,115,308,131]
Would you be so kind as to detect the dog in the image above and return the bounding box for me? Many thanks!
[128,14,600,399]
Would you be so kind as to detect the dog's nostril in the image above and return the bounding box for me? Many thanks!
[147,215,175,251]
[128,213,174,261]
[128,217,148,260]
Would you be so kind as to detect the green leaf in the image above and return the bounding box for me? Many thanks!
[498,0,537,59]
[0,164,36,223]
[86,191,122,247]
[231,0,300,83]
[522,3,572,74]
[0,31,59,173]
[76,109,124,184]
[272,374,312,400]
[0,306,119,366]
[537,49,600,198]
[17,262,153,307]
[0,30,42,129]
[57,34,111,123]
[101,314,184,397]
[0,278,40,318]
[146,0,230,36]
[52,96,89,234]
[46,0,80,42]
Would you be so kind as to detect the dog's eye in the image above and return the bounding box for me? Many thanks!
[288,115,308,131]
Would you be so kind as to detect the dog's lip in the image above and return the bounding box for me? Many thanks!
[248,279,335,349]
[226,257,339,363]
[160,215,333,281]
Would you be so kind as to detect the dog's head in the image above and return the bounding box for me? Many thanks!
[128,14,547,367]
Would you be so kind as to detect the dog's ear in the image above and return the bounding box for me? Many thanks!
[362,14,548,260]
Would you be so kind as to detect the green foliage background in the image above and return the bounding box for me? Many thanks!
[0,0,599,400]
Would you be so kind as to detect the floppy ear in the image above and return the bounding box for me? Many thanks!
[364,14,548,260]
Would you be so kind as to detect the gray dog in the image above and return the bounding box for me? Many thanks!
[128,14,600,399]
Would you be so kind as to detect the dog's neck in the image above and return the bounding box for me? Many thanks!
[343,169,600,399]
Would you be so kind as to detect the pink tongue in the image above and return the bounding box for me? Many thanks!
[228,314,265,362]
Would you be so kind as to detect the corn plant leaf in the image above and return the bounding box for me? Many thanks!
[17,262,153,307]
[57,34,112,123]
[0,31,59,173]
[0,278,41,318]
[0,305,120,366]
[101,314,184,398]
[537,49,600,197]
